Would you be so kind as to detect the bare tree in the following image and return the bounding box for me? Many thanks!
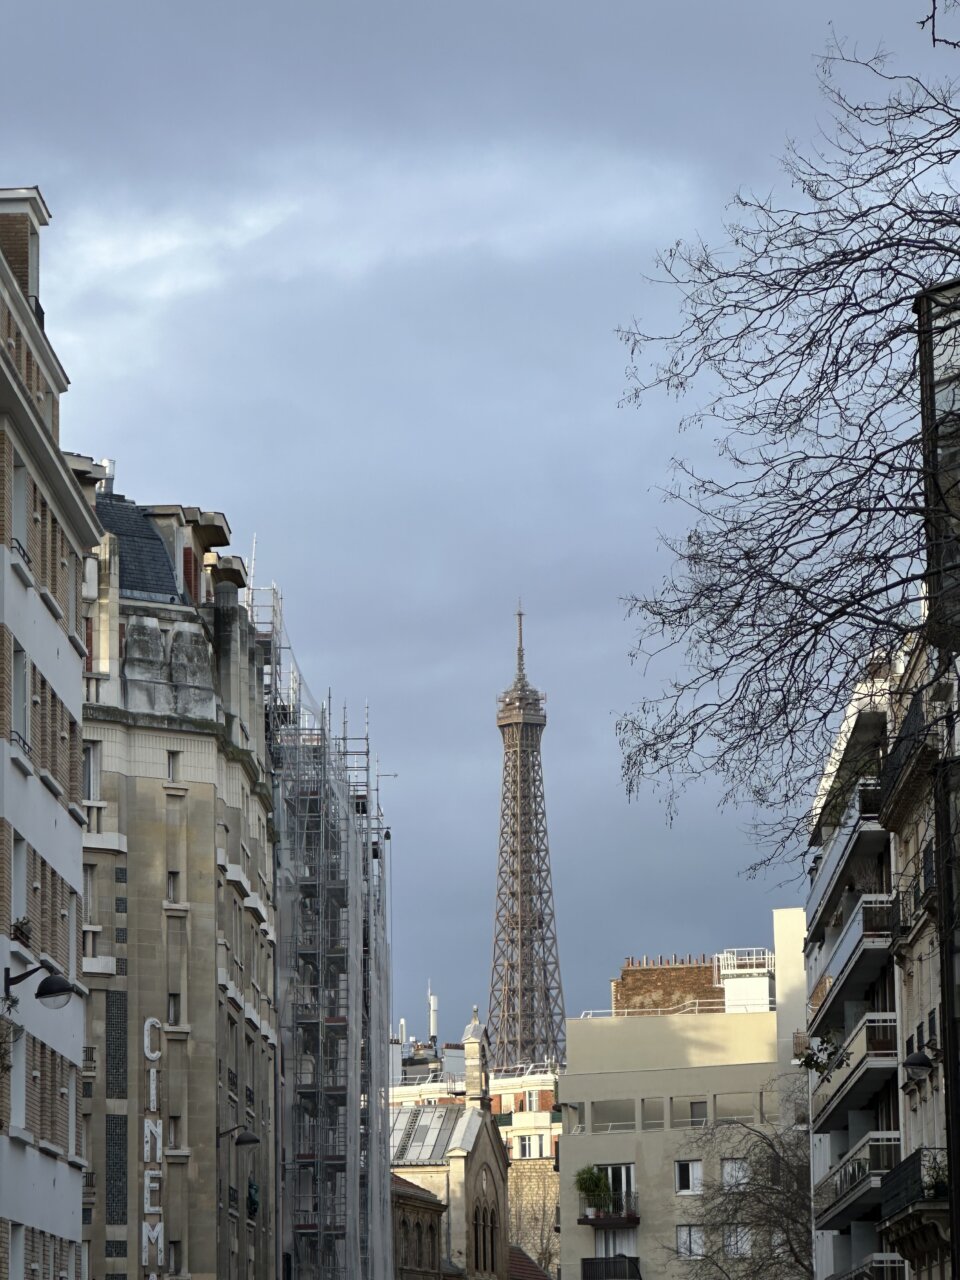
[617,36,960,865]
[668,1083,812,1280]
[509,1161,560,1277]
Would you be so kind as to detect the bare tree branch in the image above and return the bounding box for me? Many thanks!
[618,39,960,865]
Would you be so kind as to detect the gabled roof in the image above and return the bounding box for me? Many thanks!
[508,1245,553,1280]
[391,1103,482,1165]
[391,1173,445,1208]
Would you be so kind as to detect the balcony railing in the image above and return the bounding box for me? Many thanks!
[829,1255,906,1280]
[227,1068,238,1094]
[808,781,882,925]
[892,841,938,954]
[881,1147,948,1220]
[807,896,892,1021]
[578,1191,640,1223]
[246,1085,255,1110]
[811,1013,897,1123]
[582,1259,642,1279]
[815,1132,900,1222]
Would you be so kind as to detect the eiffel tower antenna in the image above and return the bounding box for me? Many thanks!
[488,610,566,1068]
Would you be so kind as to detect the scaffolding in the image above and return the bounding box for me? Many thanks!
[253,587,391,1280]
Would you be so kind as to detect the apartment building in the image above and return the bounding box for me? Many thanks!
[0,190,102,1280]
[557,908,806,1280]
[67,463,278,1280]
[879,654,950,1280]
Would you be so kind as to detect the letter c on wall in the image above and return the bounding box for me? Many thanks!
[144,1018,162,1062]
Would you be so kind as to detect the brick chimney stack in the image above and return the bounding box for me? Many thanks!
[0,187,50,300]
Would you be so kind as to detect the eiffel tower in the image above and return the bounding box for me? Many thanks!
[487,608,566,1068]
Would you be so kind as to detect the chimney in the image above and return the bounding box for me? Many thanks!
[0,187,50,303]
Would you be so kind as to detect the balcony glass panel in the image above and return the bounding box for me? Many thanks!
[807,781,881,928]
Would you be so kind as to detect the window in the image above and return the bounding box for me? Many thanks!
[168,1241,180,1275]
[167,993,181,1026]
[12,834,26,920]
[167,750,181,782]
[473,1207,480,1269]
[641,1096,664,1131]
[481,1208,488,1271]
[690,1100,707,1127]
[414,1222,423,1268]
[517,1134,545,1158]
[399,1220,409,1267]
[12,454,27,546]
[722,1157,749,1189]
[82,864,96,926]
[723,1225,752,1257]
[168,1115,180,1149]
[82,742,100,802]
[524,1088,539,1112]
[675,1160,703,1194]
[427,1224,436,1269]
[12,643,28,744]
[489,1209,497,1272]
[676,1225,704,1258]
[167,871,180,903]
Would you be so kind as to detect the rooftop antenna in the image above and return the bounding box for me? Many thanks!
[245,532,257,610]
[516,599,526,684]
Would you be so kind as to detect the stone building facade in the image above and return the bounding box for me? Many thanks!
[391,1175,445,1280]
[68,464,278,1280]
[0,189,102,1280]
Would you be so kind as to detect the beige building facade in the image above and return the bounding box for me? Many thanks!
[70,466,278,1280]
[0,189,102,1280]
[557,908,806,1280]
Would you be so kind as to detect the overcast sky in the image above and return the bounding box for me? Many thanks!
[3,1,943,1044]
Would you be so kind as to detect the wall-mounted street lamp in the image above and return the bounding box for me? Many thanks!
[216,1124,260,1149]
[4,964,73,1010]
[903,1049,935,1083]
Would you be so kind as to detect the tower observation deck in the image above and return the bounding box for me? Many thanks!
[487,609,566,1069]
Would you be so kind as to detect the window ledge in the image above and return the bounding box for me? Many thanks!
[68,633,87,658]
[39,951,64,975]
[8,1126,35,1145]
[38,769,64,799]
[10,743,34,777]
[37,1139,65,1159]
[165,1148,191,1163]
[163,782,189,796]
[163,901,190,916]
[11,557,34,588]
[163,1024,191,1039]
[68,802,87,827]
[38,587,63,621]
[67,1154,88,1170]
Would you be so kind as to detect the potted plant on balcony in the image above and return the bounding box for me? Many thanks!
[575,1165,610,1219]
[10,917,32,947]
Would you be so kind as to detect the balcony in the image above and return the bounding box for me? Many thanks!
[828,1255,906,1280]
[815,1132,900,1230]
[811,1013,898,1131]
[581,1259,642,1279]
[807,896,893,1034]
[880,1147,949,1265]
[879,692,940,828]
[808,781,885,935]
[577,1191,640,1226]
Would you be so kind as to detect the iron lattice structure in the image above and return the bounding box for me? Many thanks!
[488,611,566,1069]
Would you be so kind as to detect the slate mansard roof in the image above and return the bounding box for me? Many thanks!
[96,492,182,603]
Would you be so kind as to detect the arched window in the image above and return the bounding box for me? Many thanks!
[428,1223,437,1269]
[489,1209,497,1273]
[473,1206,481,1269]
[400,1219,409,1267]
[414,1222,423,1268]
[482,1208,489,1272]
